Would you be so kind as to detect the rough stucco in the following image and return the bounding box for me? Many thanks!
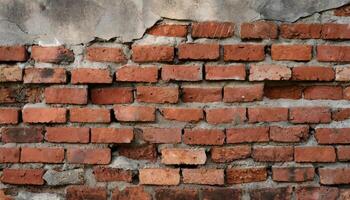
[0,0,349,45]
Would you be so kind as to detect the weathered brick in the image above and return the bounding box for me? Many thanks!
[114,105,156,122]
[182,169,224,185]
[292,66,335,81]
[20,147,64,163]
[226,167,267,184]
[155,188,199,200]
[91,87,133,104]
[161,148,206,165]
[85,47,126,63]
[321,23,350,39]
[22,107,67,123]
[45,127,89,143]
[71,68,112,84]
[317,45,350,62]
[178,43,219,60]
[205,64,246,80]
[93,167,132,182]
[250,64,291,81]
[1,168,44,185]
[224,44,265,61]
[139,168,180,185]
[45,87,87,104]
[272,167,315,182]
[270,126,309,142]
[344,87,350,100]
[337,146,350,161]
[250,187,292,200]
[192,21,234,38]
[0,46,28,61]
[336,67,350,81]
[295,186,339,200]
[241,21,278,39]
[112,186,152,200]
[31,46,74,63]
[91,127,133,143]
[116,65,158,83]
[118,144,157,161]
[280,23,322,39]
[304,86,343,100]
[211,146,251,163]
[252,146,294,162]
[205,107,246,124]
[70,108,110,123]
[161,107,203,122]
[319,168,350,185]
[0,66,22,82]
[223,84,264,102]
[227,127,269,143]
[67,148,111,164]
[1,127,43,143]
[290,107,331,123]
[202,189,241,200]
[271,44,312,61]
[182,87,222,102]
[136,86,179,103]
[333,108,350,121]
[162,64,202,81]
[148,24,188,37]
[66,186,107,200]
[24,68,66,83]
[264,86,303,99]
[183,128,225,145]
[139,127,182,144]
[0,148,20,163]
[295,146,336,163]
[132,45,174,62]
[0,108,18,124]
[248,107,288,123]
[315,128,350,144]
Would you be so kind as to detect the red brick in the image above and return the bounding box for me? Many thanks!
[22,107,66,123]
[0,66,22,82]
[118,144,157,161]
[67,148,111,164]
[85,47,126,63]
[161,107,203,122]
[321,23,350,39]
[1,168,44,185]
[1,127,43,143]
[315,128,350,144]
[205,107,246,124]
[192,21,234,38]
[333,108,350,121]
[202,188,241,200]
[270,126,309,142]
[241,21,278,39]
[250,187,292,200]
[264,86,303,99]
[317,45,350,62]
[162,64,202,81]
[91,128,133,143]
[132,45,174,62]
[31,46,74,63]
[211,146,251,163]
[0,189,12,200]
[290,107,331,123]
[292,66,335,81]
[224,44,265,61]
[70,108,110,123]
[336,67,350,81]
[93,167,132,182]
[139,168,180,185]
[178,43,219,60]
[20,147,64,163]
[0,46,28,61]
[182,87,222,102]
[248,107,288,122]
[116,65,158,83]
[271,44,312,61]
[334,4,350,16]
[343,87,350,100]
[0,108,18,124]
[155,188,199,200]
[139,127,182,144]
[112,186,152,200]
[304,86,343,100]
[252,146,294,162]
[223,84,264,102]
[249,64,291,81]
[45,87,87,104]
[226,167,267,184]
[272,167,315,182]
[182,169,224,185]
[161,148,206,165]
[148,24,188,37]
[136,86,179,103]
[205,64,246,80]
[24,68,66,83]
[227,127,269,143]
[0,148,20,163]
[91,87,133,104]
[295,146,336,163]
[71,68,112,84]
[295,186,339,200]
[340,189,350,200]
[319,168,350,185]
[66,186,107,200]
[183,128,225,145]
[45,127,89,143]
[0,87,43,104]
[280,23,322,39]
[337,146,350,161]
[114,105,156,122]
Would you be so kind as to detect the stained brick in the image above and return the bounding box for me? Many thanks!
[31,46,74,63]
[227,167,267,184]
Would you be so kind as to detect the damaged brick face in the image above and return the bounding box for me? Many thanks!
[1,5,350,200]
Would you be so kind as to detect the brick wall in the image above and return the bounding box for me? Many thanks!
[1,6,350,200]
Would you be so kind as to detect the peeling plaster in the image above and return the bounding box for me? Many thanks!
[0,0,349,45]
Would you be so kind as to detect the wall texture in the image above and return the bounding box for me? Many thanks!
[1,1,350,200]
